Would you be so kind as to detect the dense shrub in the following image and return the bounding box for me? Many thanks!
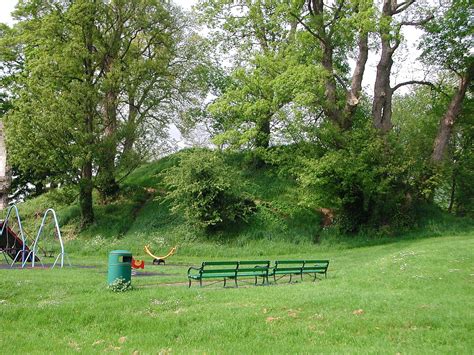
[163,149,256,231]
[298,123,415,233]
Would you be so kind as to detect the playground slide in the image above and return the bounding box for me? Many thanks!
[0,222,39,262]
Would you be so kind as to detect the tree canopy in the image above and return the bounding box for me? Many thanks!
[0,0,472,230]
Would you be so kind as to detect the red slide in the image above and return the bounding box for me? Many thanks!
[0,221,39,262]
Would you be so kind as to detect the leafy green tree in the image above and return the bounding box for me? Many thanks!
[1,0,205,225]
[198,0,316,165]
[419,0,474,162]
[290,0,375,130]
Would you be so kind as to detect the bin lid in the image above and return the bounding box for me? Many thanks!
[109,250,132,256]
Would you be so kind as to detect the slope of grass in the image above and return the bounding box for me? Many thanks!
[0,234,472,353]
[2,151,473,258]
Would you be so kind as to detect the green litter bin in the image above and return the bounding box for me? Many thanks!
[107,250,132,285]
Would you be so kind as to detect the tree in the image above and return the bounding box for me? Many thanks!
[1,0,204,226]
[163,149,256,230]
[291,0,374,130]
[419,0,474,162]
[371,0,434,132]
[198,0,310,161]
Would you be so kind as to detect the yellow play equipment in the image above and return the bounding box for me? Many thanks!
[144,244,177,265]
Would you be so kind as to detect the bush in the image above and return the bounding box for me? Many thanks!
[162,149,256,231]
[298,122,415,233]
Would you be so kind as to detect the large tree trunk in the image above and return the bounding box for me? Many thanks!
[122,96,138,156]
[304,0,368,130]
[431,66,473,162]
[79,6,96,226]
[79,159,94,227]
[372,38,396,132]
[97,6,125,199]
[371,0,430,133]
[372,0,398,132]
[99,81,120,198]
[343,33,369,129]
[321,42,343,126]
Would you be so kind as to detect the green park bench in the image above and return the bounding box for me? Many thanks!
[271,260,329,283]
[187,260,270,287]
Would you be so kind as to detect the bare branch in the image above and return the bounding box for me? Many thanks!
[393,0,416,14]
[401,15,434,26]
[392,80,435,92]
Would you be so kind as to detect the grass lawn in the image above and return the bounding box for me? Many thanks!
[0,233,472,354]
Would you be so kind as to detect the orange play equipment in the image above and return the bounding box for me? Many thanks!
[144,245,177,265]
[131,257,145,269]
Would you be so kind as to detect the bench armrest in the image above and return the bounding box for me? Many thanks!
[187,266,201,276]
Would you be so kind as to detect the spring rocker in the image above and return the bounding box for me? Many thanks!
[144,244,177,265]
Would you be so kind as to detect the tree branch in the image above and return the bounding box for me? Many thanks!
[326,0,345,34]
[392,80,435,92]
[334,73,348,89]
[393,0,416,14]
[290,12,326,44]
[401,15,434,26]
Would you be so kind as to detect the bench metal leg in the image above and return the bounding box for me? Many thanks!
[199,278,203,287]
[188,279,192,288]
[235,277,238,288]
[289,274,292,283]
[224,278,226,287]
[273,274,277,284]
[301,272,303,281]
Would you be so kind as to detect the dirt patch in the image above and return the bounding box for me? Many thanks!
[132,271,175,277]
[0,263,97,270]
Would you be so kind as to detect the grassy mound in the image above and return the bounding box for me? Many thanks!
[3,150,473,260]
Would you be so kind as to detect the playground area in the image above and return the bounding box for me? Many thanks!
[0,205,69,268]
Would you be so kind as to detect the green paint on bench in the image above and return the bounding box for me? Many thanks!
[187,260,270,287]
[270,260,329,283]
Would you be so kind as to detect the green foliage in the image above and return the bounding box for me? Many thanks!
[298,121,414,232]
[449,99,474,215]
[107,277,132,292]
[163,150,256,231]
[420,0,473,73]
[0,0,210,223]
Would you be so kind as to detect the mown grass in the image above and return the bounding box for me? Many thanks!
[1,153,473,353]
[0,234,472,353]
